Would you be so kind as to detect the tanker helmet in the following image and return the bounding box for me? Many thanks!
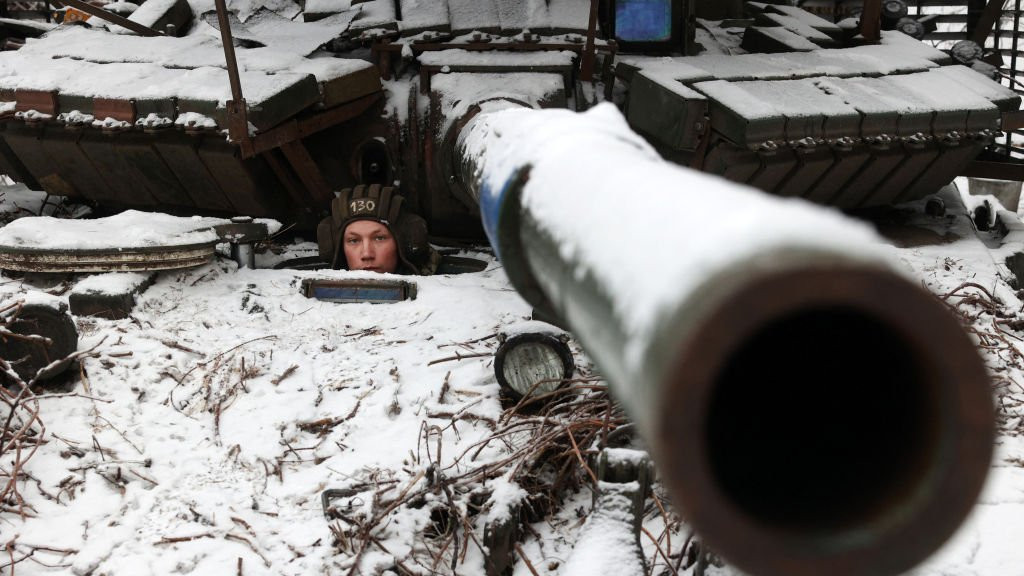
[317,185,439,275]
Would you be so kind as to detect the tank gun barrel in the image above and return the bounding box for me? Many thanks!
[457,103,994,576]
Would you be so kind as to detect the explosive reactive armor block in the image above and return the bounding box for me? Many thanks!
[620,37,1015,209]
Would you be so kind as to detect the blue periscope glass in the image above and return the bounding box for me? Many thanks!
[615,0,673,42]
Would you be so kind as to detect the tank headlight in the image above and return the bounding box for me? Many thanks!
[494,332,575,399]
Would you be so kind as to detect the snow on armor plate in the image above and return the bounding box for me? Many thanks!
[0,210,272,272]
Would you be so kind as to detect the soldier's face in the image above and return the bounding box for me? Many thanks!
[343,220,399,273]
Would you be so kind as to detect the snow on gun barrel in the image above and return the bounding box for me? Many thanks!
[459,103,995,576]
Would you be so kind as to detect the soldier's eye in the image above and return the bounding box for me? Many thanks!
[346,237,360,244]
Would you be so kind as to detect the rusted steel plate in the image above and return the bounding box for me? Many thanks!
[833,149,906,209]
[14,89,58,115]
[117,135,196,207]
[93,98,138,123]
[748,148,797,192]
[0,125,72,197]
[900,141,988,203]
[39,131,129,206]
[197,138,289,217]
[962,159,1024,181]
[0,125,41,190]
[153,136,237,213]
[280,139,334,207]
[78,133,163,207]
[869,145,939,206]
[802,147,872,205]
[776,147,833,198]
[319,66,382,109]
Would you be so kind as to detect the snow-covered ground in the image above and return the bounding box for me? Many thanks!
[2,178,1024,576]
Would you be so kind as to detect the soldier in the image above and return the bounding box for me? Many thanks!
[317,185,439,275]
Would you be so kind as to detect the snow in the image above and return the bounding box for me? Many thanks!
[397,0,451,32]
[446,0,499,33]
[619,43,939,85]
[126,0,180,28]
[729,78,861,121]
[0,183,49,225]
[11,26,373,83]
[234,9,360,55]
[499,320,567,339]
[9,289,66,311]
[1,249,534,575]
[885,70,999,114]
[814,75,930,116]
[0,210,225,249]
[349,0,397,31]
[72,272,154,297]
[3,179,1024,576]
[0,51,313,110]
[561,482,645,576]
[417,48,577,67]
[547,0,590,32]
[930,65,1022,110]
[760,13,835,43]
[430,72,565,134]
[175,111,218,128]
[691,79,782,120]
[484,475,528,524]
[137,112,174,128]
[636,70,707,100]
[749,23,821,51]
[303,0,352,15]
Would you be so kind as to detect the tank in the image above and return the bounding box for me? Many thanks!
[0,0,1017,239]
[0,2,1009,574]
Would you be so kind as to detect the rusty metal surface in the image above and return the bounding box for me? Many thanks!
[579,0,599,81]
[0,124,71,197]
[261,149,317,209]
[78,134,159,206]
[38,130,126,205]
[280,140,334,207]
[0,124,40,189]
[14,89,58,115]
[0,242,216,272]
[859,0,882,41]
[248,92,383,157]
[93,98,137,124]
[962,158,1024,181]
[152,136,238,213]
[213,0,254,156]
[661,268,993,576]
[900,141,988,202]
[832,148,906,209]
[196,139,288,217]
[0,216,269,274]
[774,147,833,198]
[748,149,797,192]
[970,0,1006,45]
[802,148,871,205]
[115,135,197,207]
[1001,109,1024,131]
[53,0,161,36]
[870,145,939,206]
